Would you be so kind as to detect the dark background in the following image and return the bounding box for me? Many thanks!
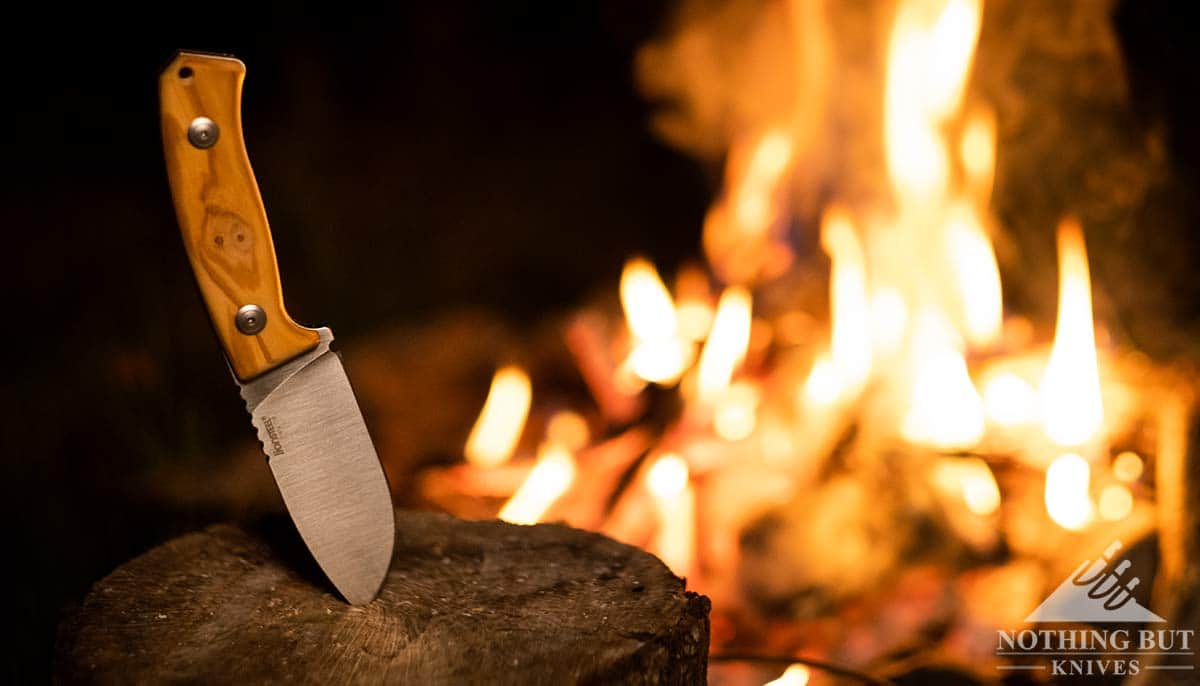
[0,0,1196,679]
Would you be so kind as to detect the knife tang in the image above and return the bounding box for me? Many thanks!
[159,51,319,381]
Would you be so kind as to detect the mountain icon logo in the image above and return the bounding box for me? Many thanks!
[1026,540,1165,623]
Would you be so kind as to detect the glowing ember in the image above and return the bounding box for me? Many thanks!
[960,107,996,203]
[647,453,689,500]
[802,353,845,408]
[934,456,1001,516]
[620,257,692,384]
[1112,451,1144,482]
[982,372,1037,427]
[962,466,1002,516]
[1045,452,1093,530]
[675,263,715,342]
[697,286,752,400]
[1039,217,1104,447]
[1098,484,1134,522]
[498,444,576,525]
[647,453,695,575]
[821,206,872,389]
[464,366,532,467]
[902,309,984,449]
[545,410,590,452]
[714,381,759,441]
[945,203,1002,346]
[764,664,811,686]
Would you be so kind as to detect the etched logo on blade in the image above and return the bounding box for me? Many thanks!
[262,416,286,456]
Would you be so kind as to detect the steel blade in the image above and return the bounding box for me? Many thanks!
[240,327,394,605]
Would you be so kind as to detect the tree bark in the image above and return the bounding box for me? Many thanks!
[55,510,710,685]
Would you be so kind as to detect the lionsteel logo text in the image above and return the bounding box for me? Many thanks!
[997,540,1194,678]
[262,416,285,456]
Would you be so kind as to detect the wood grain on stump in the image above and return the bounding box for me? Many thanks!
[55,510,710,685]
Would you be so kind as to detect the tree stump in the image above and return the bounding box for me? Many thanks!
[55,510,710,685]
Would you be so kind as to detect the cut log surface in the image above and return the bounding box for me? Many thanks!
[55,510,710,685]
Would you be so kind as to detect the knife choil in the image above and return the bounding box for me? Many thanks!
[158,51,394,605]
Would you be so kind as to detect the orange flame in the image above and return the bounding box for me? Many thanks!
[1045,452,1093,530]
[697,286,752,400]
[960,107,996,204]
[1039,217,1103,447]
[881,0,993,361]
[884,0,984,204]
[647,453,695,575]
[902,309,984,449]
[621,257,677,340]
[870,286,910,356]
[821,206,872,390]
[731,130,793,237]
[620,257,692,384]
[925,0,983,120]
[498,444,576,525]
[765,664,811,686]
[702,130,794,283]
[982,372,1037,426]
[945,203,1002,346]
[464,366,532,467]
[802,353,845,408]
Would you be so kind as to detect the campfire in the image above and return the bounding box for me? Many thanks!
[405,0,1193,682]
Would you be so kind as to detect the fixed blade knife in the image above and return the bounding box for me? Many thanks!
[158,51,394,605]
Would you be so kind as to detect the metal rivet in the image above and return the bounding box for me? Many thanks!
[188,117,220,149]
[235,304,267,335]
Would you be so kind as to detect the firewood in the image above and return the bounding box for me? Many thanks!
[55,510,710,685]
[564,312,646,425]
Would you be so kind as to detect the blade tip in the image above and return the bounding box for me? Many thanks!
[336,521,395,606]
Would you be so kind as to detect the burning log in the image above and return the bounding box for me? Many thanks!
[565,311,646,425]
[55,510,711,685]
[544,426,654,529]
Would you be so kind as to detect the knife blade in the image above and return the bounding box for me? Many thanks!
[158,51,394,605]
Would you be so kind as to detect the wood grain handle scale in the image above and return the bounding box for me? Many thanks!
[159,51,319,381]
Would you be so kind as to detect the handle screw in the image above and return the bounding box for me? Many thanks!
[188,117,220,149]
[235,304,267,335]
